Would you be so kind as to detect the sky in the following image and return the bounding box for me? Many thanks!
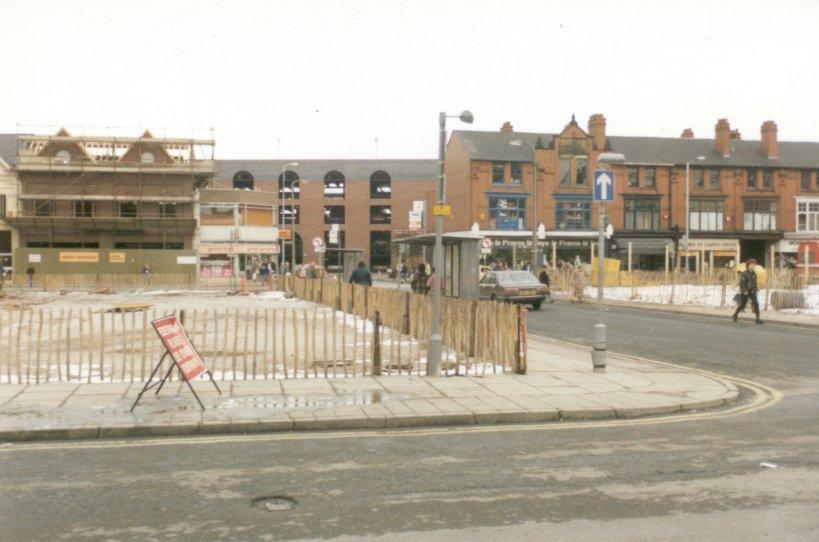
[1,0,817,159]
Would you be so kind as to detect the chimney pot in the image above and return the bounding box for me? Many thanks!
[761,120,778,158]
[500,121,514,133]
[587,113,607,151]
[714,118,731,157]
[681,128,694,139]
[730,129,742,140]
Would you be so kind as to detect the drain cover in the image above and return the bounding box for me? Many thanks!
[252,496,297,511]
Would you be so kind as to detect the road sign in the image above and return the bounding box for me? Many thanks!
[278,229,292,241]
[312,236,325,253]
[432,204,451,217]
[593,169,615,202]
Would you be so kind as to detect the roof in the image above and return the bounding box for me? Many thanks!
[452,130,555,162]
[214,159,437,182]
[452,130,819,169]
[0,134,18,167]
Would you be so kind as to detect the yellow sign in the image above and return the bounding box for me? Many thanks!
[432,205,451,217]
[109,252,126,263]
[278,229,292,241]
[59,251,100,263]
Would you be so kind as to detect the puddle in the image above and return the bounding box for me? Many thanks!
[215,389,408,410]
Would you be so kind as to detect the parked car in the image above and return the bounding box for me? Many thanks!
[478,270,549,309]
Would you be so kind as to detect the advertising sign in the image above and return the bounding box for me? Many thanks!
[408,210,423,232]
[109,252,126,263]
[151,315,207,381]
[59,251,99,263]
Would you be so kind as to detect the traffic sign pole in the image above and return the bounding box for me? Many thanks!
[592,169,615,371]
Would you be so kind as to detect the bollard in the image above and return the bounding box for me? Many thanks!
[372,310,382,376]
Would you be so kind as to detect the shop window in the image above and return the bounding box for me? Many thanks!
[627,167,638,187]
[555,198,591,230]
[708,169,720,190]
[370,171,391,198]
[159,202,176,218]
[370,231,391,270]
[278,205,300,225]
[796,200,819,233]
[323,205,345,224]
[73,201,94,218]
[743,199,777,231]
[370,205,391,224]
[492,162,505,184]
[690,200,724,231]
[644,167,656,188]
[509,162,523,185]
[233,171,254,190]
[624,198,660,231]
[119,201,138,218]
[488,194,527,230]
[762,170,773,190]
[693,168,704,189]
[324,171,345,198]
[34,200,53,217]
[278,170,300,199]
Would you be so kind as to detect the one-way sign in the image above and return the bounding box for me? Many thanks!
[593,169,615,202]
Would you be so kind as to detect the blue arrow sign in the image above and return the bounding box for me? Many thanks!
[593,169,615,202]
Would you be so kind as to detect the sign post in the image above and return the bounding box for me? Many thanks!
[592,165,619,370]
[130,313,221,412]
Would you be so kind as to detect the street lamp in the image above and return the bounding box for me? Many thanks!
[280,162,298,287]
[510,140,541,267]
[684,156,706,272]
[592,152,626,371]
[428,109,473,376]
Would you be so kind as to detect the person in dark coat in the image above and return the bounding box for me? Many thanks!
[349,260,372,286]
[733,259,763,324]
[538,265,551,288]
[411,263,428,294]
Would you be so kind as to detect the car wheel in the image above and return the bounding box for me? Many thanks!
[531,300,542,310]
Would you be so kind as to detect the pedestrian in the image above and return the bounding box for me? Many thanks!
[141,263,151,286]
[349,260,372,286]
[425,267,438,294]
[733,259,763,324]
[26,265,35,288]
[260,262,270,286]
[411,263,428,294]
[571,266,585,303]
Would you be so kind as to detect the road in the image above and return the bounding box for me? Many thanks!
[1,303,818,541]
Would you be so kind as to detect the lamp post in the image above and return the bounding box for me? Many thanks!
[592,152,626,371]
[510,140,540,267]
[684,156,706,272]
[281,162,298,286]
[428,109,473,376]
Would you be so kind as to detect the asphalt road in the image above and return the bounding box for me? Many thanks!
[1,304,817,541]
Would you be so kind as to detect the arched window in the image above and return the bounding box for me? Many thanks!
[278,170,300,199]
[55,150,71,164]
[233,170,254,190]
[370,170,391,199]
[140,151,155,164]
[324,170,345,198]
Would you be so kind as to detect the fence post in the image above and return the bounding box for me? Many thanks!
[402,292,411,335]
[468,299,478,357]
[372,310,382,376]
[515,305,526,374]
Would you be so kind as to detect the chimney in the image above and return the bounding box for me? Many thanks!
[714,118,731,157]
[588,114,607,150]
[730,129,742,140]
[681,128,694,139]
[761,120,778,158]
[500,121,514,133]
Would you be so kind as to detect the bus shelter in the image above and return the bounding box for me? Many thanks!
[393,232,481,299]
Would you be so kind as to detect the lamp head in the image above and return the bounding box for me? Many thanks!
[459,110,474,124]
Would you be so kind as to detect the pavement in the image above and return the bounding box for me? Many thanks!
[0,337,739,442]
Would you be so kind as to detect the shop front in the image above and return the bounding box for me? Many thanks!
[198,242,279,278]
[484,231,599,269]
[612,237,674,271]
[683,238,740,273]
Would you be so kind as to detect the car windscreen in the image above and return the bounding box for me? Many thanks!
[497,271,539,285]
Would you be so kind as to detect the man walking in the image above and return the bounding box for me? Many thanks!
[733,259,763,324]
[349,260,372,287]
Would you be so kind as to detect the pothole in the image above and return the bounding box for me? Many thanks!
[252,495,297,511]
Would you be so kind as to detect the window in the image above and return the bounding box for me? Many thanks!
[119,201,138,218]
[278,205,300,225]
[762,170,773,190]
[488,194,527,230]
[55,150,71,164]
[747,169,757,189]
[693,168,704,189]
[370,231,391,269]
[278,170,300,199]
[555,198,592,230]
[644,167,656,188]
[627,167,638,187]
[140,152,155,164]
[369,205,392,224]
[624,198,660,231]
[370,171,391,198]
[492,162,505,184]
[510,162,523,184]
[324,171,345,198]
[34,200,53,217]
[743,199,777,231]
[575,157,588,186]
[323,205,345,224]
[797,200,819,233]
[559,158,571,186]
[801,172,812,191]
[200,204,235,225]
[708,169,720,190]
[323,230,346,267]
[159,202,176,218]
[690,200,724,231]
[233,171,254,190]
[73,201,93,218]
[0,195,6,217]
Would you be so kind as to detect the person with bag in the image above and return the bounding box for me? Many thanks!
[732,258,763,324]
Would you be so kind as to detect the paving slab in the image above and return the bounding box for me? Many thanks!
[0,336,741,441]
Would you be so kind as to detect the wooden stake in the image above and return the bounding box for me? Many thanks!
[291,308,299,378]
[54,309,63,382]
[34,310,43,384]
[66,308,73,381]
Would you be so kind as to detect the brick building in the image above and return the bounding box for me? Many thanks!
[0,135,18,275]
[210,160,438,270]
[445,115,819,271]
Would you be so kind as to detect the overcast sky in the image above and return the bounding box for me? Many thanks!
[1,0,817,159]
